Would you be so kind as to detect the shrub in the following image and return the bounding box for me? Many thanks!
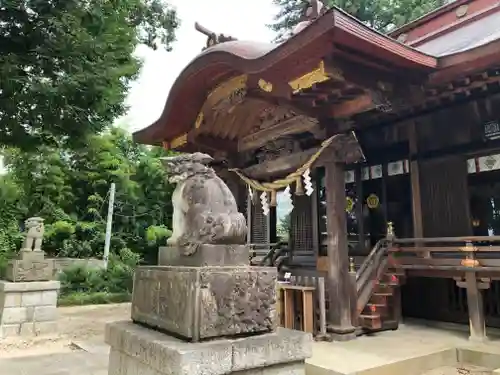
[57,248,140,305]
[57,291,130,306]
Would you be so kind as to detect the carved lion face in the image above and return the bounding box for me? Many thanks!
[25,217,44,228]
[160,153,214,184]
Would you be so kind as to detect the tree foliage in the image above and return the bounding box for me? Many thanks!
[269,0,447,41]
[0,0,179,149]
[1,127,174,264]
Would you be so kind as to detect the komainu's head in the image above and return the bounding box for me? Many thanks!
[160,152,214,184]
[25,217,44,229]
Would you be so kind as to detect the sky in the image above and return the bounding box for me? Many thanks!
[123,0,279,133]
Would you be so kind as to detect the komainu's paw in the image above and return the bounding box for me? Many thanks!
[182,242,200,256]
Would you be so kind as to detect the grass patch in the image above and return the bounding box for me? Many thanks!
[58,291,131,307]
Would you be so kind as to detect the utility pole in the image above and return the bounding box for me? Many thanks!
[103,183,116,270]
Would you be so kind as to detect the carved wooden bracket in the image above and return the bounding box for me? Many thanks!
[243,131,365,179]
[239,114,320,152]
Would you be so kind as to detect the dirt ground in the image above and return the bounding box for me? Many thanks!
[0,303,130,358]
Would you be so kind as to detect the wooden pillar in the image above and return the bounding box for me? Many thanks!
[246,191,252,245]
[311,171,320,258]
[455,274,489,342]
[324,161,356,340]
[409,122,424,240]
[354,167,365,253]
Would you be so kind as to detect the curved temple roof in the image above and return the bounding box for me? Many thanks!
[133,2,500,150]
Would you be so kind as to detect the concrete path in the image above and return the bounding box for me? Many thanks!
[0,350,109,375]
[0,304,127,375]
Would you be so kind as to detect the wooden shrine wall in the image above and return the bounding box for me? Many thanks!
[419,156,473,237]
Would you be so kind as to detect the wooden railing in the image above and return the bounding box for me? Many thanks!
[390,234,500,341]
[355,239,390,314]
[390,236,500,271]
[248,242,292,274]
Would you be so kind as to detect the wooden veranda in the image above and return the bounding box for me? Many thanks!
[251,229,500,341]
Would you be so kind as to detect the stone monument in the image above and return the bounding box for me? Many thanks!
[0,217,60,338]
[106,153,312,375]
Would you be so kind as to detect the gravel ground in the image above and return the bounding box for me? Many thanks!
[0,303,130,358]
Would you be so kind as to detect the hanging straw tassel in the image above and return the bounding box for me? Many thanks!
[270,190,277,206]
[295,177,304,195]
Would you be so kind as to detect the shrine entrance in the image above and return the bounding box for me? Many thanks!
[328,161,413,257]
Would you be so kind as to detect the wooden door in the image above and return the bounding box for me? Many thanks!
[419,156,472,237]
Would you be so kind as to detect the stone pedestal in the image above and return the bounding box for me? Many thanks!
[106,321,312,375]
[131,265,277,341]
[109,244,312,375]
[0,280,60,337]
[5,250,53,282]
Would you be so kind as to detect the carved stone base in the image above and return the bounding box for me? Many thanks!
[5,250,53,282]
[131,265,277,341]
[158,244,249,267]
[0,280,60,338]
[327,324,357,342]
[106,321,312,375]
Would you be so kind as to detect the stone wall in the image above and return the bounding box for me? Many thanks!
[0,280,60,337]
[50,258,104,277]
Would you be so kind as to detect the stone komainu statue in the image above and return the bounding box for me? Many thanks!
[161,153,247,255]
[22,217,45,251]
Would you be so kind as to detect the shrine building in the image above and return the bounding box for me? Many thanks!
[134,0,500,341]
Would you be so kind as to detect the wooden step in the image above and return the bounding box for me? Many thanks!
[364,303,388,316]
[359,313,382,330]
[387,268,405,276]
[381,273,400,285]
[371,292,392,304]
[374,283,394,294]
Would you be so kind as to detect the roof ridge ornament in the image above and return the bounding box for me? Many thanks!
[292,0,326,36]
[195,22,238,51]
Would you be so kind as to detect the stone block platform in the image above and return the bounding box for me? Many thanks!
[106,321,312,375]
[131,265,277,341]
[0,280,60,337]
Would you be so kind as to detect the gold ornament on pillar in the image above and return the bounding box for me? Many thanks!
[460,241,480,267]
[349,257,356,273]
[386,221,395,240]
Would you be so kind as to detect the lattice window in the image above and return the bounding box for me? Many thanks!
[250,199,269,244]
[290,194,314,253]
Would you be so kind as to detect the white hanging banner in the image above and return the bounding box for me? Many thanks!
[248,185,253,200]
[303,168,314,196]
[283,185,293,213]
[260,191,269,216]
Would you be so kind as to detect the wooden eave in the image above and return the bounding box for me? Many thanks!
[132,6,436,148]
[350,65,500,132]
[388,0,494,44]
[430,39,500,85]
[407,2,500,48]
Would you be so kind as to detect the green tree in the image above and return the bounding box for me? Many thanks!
[269,0,446,41]
[276,212,291,242]
[2,127,174,263]
[0,0,179,150]
[0,174,25,257]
